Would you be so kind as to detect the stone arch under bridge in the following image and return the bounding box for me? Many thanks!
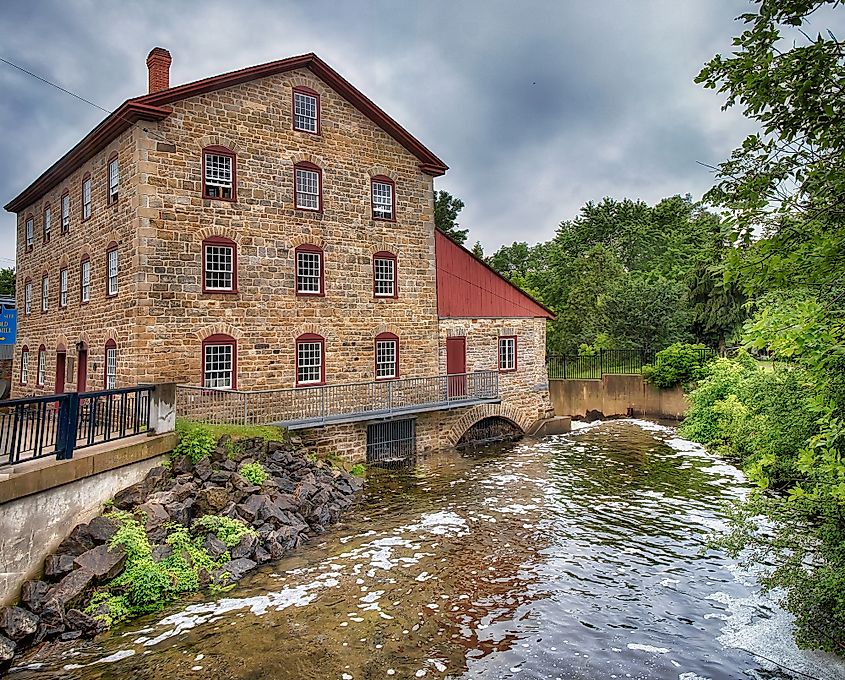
[444,403,533,448]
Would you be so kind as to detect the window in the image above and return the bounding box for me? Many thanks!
[24,280,32,315]
[373,252,397,298]
[371,177,395,221]
[296,334,325,386]
[59,268,68,308]
[20,346,29,385]
[43,205,51,242]
[375,333,399,380]
[37,345,46,386]
[202,334,236,389]
[294,163,321,211]
[203,237,237,293]
[295,245,324,295]
[107,244,118,296]
[41,275,49,313]
[25,216,33,249]
[108,155,120,204]
[499,336,517,372]
[202,147,235,200]
[105,339,117,390]
[82,174,91,220]
[80,257,91,303]
[293,88,319,133]
[61,193,70,232]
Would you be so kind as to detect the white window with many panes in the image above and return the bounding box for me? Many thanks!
[372,180,394,220]
[295,167,320,210]
[37,348,45,386]
[43,206,51,241]
[376,339,397,379]
[61,194,70,232]
[499,336,516,371]
[80,259,91,302]
[293,90,318,133]
[108,157,119,203]
[41,276,48,312]
[374,256,395,297]
[203,343,233,389]
[20,349,29,385]
[297,340,323,385]
[82,177,91,220]
[107,247,118,295]
[106,345,117,389]
[60,269,68,307]
[204,152,233,199]
[204,242,234,291]
[24,282,32,315]
[26,217,33,248]
[296,250,322,294]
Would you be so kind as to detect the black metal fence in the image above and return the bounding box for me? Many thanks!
[0,386,153,467]
[546,348,717,380]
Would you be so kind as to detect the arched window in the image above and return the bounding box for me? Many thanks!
[295,333,325,386]
[373,251,397,298]
[371,176,396,221]
[20,345,29,385]
[37,345,46,387]
[202,236,238,293]
[294,162,322,212]
[292,86,320,134]
[81,173,92,221]
[202,334,237,389]
[375,332,399,380]
[106,242,119,296]
[104,339,118,390]
[202,146,236,201]
[107,153,120,204]
[295,244,324,296]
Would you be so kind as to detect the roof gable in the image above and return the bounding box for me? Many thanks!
[435,230,555,320]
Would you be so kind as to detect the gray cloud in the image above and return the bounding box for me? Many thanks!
[0,0,803,267]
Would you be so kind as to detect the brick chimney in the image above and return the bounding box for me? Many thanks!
[146,48,172,93]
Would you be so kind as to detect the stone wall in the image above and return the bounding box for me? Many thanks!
[549,374,689,420]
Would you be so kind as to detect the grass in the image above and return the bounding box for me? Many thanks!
[176,419,286,442]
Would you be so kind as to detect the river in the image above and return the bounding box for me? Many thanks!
[10,420,845,679]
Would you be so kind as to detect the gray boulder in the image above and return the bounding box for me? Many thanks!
[43,553,76,581]
[202,534,228,559]
[19,580,50,614]
[85,516,119,544]
[73,545,127,582]
[214,558,257,585]
[0,606,38,642]
[0,634,15,670]
[65,609,103,638]
[113,482,147,510]
[56,524,96,557]
[195,486,229,515]
[193,456,213,482]
[231,533,258,560]
[50,569,94,610]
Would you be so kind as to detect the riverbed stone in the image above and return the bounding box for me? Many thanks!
[203,534,228,559]
[214,558,257,585]
[0,607,39,642]
[35,599,65,639]
[0,634,15,670]
[195,486,229,515]
[73,545,127,582]
[85,516,119,545]
[19,580,50,614]
[65,609,103,638]
[50,569,94,610]
[43,554,76,581]
[113,482,147,510]
[231,534,258,560]
[56,524,96,557]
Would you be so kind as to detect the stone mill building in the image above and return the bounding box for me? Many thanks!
[5,49,557,461]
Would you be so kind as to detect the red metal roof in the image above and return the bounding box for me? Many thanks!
[5,52,447,213]
[435,230,555,319]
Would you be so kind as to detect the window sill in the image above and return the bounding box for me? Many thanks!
[295,291,326,298]
[202,289,239,296]
[498,368,518,373]
[296,381,326,388]
[202,195,238,204]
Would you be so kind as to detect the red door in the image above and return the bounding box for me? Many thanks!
[446,336,466,398]
[55,352,66,394]
[77,349,88,394]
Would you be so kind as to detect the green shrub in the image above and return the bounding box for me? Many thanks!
[350,464,366,477]
[173,423,215,464]
[642,342,712,389]
[239,461,268,486]
[192,515,256,549]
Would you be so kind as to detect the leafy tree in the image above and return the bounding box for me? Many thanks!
[470,241,484,259]
[0,267,14,296]
[434,190,468,245]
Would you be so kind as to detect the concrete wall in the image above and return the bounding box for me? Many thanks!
[549,374,688,421]
[0,433,176,606]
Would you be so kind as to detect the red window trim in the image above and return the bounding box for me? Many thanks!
[372,251,398,299]
[80,254,91,305]
[107,152,119,206]
[58,267,68,309]
[498,335,518,372]
[20,345,29,385]
[201,145,237,202]
[24,214,34,251]
[371,175,397,222]
[201,333,238,390]
[43,204,51,243]
[104,338,117,389]
[293,162,323,213]
[105,242,118,298]
[295,333,326,387]
[294,243,325,297]
[292,86,321,135]
[37,344,46,386]
[23,277,32,315]
[81,173,92,222]
[374,332,399,380]
[60,190,70,233]
[40,273,49,314]
[202,236,239,294]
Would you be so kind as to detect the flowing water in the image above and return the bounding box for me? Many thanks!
[11,420,845,680]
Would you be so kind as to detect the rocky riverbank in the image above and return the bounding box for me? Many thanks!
[0,432,364,672]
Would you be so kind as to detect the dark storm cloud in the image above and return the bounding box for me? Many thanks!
[0,0,775,265]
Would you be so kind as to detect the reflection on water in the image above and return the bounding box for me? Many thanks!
[11,420,845,680]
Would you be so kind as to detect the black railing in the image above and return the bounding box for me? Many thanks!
[0,386,153,467]
[546,348,717,380]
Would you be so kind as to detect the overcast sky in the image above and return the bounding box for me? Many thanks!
[0,0,774,266]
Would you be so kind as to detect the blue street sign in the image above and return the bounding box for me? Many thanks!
[0,305,16,345]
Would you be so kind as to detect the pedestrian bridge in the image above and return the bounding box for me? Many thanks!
[176,371,501,430]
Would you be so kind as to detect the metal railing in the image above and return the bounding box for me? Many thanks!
[0,386,153,467]
[546,348,718,380]
[176,371,500,428]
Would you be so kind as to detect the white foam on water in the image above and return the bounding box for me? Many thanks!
[626,643,670,654]
[97,649,136,664]
[405,511,469,537]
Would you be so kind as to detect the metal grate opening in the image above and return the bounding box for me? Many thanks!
[456,417,523,449]
[367,418,416,468]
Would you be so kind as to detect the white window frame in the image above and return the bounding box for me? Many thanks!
[203,152,234,200]
[60,268,68,308]
[61,194,70,232]
[20,349,29,385]
[374,256,395,297]
[43,206,51,241]
[296,250,322,295]
[80,260,91,302]
[499,337,516,371]
[293,91,318,133]
[41,276,49,313]
[24,282,32,315]
[375,339,397,380]
[203,343,234,389]
[82,177,92,220]
[204,243,235,291]
[108,157,119,203]
[295,167,320,211]
[107,247,118,296]
[296,340,323,385]
[372,180,394,220]
[25,218,33,248]
[106,346,117,390]
[37,348,46,386]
